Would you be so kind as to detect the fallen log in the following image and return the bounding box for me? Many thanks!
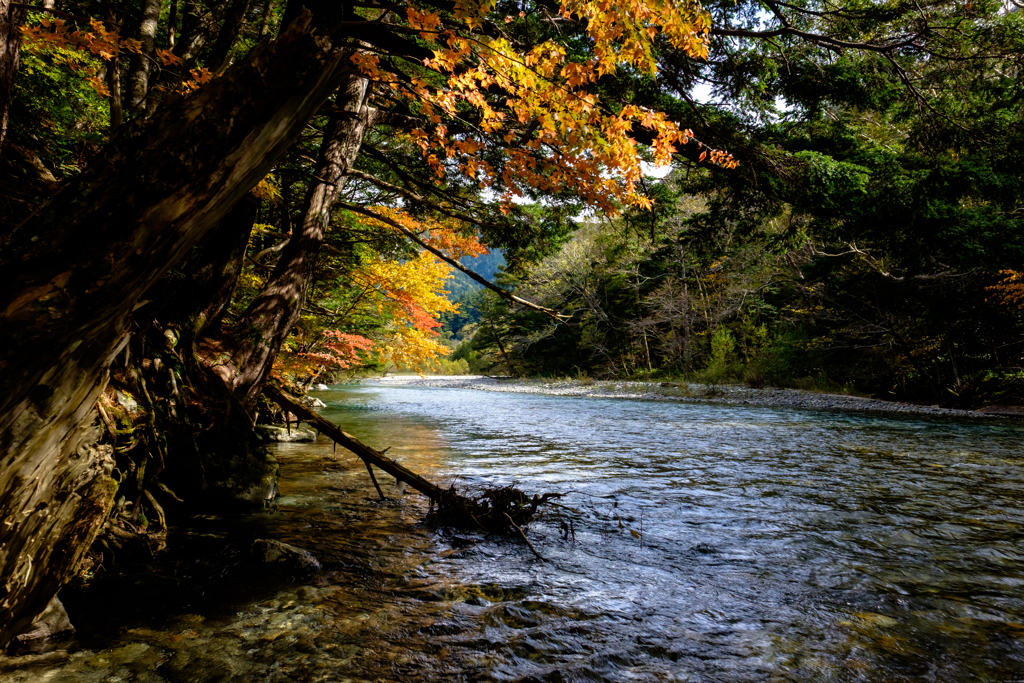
[263,384,446,502]
[263,384,564,533]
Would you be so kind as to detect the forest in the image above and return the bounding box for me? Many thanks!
[456,2,1024,404]
[0,0,1022,652]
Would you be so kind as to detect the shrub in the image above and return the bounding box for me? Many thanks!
[702,328,737,383]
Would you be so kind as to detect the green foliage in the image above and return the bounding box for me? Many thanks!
[789,151,870,220]
[10,37,109,175]
[427,357,471,375]
[703,328,736,382]
[450,334,499,374]
[745,330,812,387]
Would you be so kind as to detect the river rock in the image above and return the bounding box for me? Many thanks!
[235,470,280,504]
[208,446,280,505]
[313,383,330,391]
[14,596,74,643]
[303,396,327,408]
[252,539,321,572]
[254,424,317,443]
[115,389,139,412]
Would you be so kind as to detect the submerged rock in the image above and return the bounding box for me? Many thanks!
[252,539,321,572]
[254,424,318,443]
[14,597,74,644]
[220,448,280,504]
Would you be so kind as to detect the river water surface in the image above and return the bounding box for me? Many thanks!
[6,384,1024,682]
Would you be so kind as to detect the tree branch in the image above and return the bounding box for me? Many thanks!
[711,25,922,54]
[335,201,569,320]
[345,168,511,234]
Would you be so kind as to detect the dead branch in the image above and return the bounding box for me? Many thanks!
[504,512,545,561]
[265,384,447,502]
[811,242,972,282]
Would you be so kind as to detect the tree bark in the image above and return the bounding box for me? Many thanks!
[168,0,177,47]
[0,0,27,150]
[257,0,272,37]
[127,0,164,113]
[205,72,375,411]
[155,196,259,340]
[0,13,352,648]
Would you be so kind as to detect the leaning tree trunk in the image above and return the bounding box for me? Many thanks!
[0,0,27,150]
[0,13,353,648]
[203,72,376,412]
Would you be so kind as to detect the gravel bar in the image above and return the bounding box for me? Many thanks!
[355,375,1023,421]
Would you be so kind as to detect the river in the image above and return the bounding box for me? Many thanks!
[4,384,1024,681]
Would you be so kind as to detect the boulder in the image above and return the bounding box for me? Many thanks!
[252,539,321,572]
[200,437,281,505]
[313,383,330,391]
[115,389,139,412]
[254,424,317,443]
[14,596,74,644]
[232,449,281,504]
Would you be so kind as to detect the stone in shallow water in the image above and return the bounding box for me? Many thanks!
[252,539,322,572]
[974,404,1024,417]
[254,424,318,442]
[0,650,72,678]
[14,596,74,643]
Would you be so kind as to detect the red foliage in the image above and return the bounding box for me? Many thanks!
[300,330,375,369]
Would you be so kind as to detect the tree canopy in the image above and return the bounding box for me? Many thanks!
[0,0,743,647]
[459,0,1024,404]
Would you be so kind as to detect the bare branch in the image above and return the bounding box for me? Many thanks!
[811,242,974,282]
[345,168,512,233]
[252,239,289,262]
[711,25,923,54]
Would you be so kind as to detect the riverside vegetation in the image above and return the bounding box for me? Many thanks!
[444,0,1024,408]
[1,0,1022,657]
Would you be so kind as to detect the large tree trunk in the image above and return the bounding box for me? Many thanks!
[104,2,124,133]
[127,0,164,114]
[204,72,376,411]
[0,13,353,648]
[0,0,27,150]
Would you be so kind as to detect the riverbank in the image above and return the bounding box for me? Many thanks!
[355,375,1024,420]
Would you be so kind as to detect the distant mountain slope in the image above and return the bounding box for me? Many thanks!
[445,250,506,299]
[442,250,505,338]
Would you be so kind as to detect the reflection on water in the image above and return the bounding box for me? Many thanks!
[5,385,1024,682]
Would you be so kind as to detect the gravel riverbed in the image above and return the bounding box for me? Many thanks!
[356,375,1023,421]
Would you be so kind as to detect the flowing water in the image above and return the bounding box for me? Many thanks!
[5,384,1024,682]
